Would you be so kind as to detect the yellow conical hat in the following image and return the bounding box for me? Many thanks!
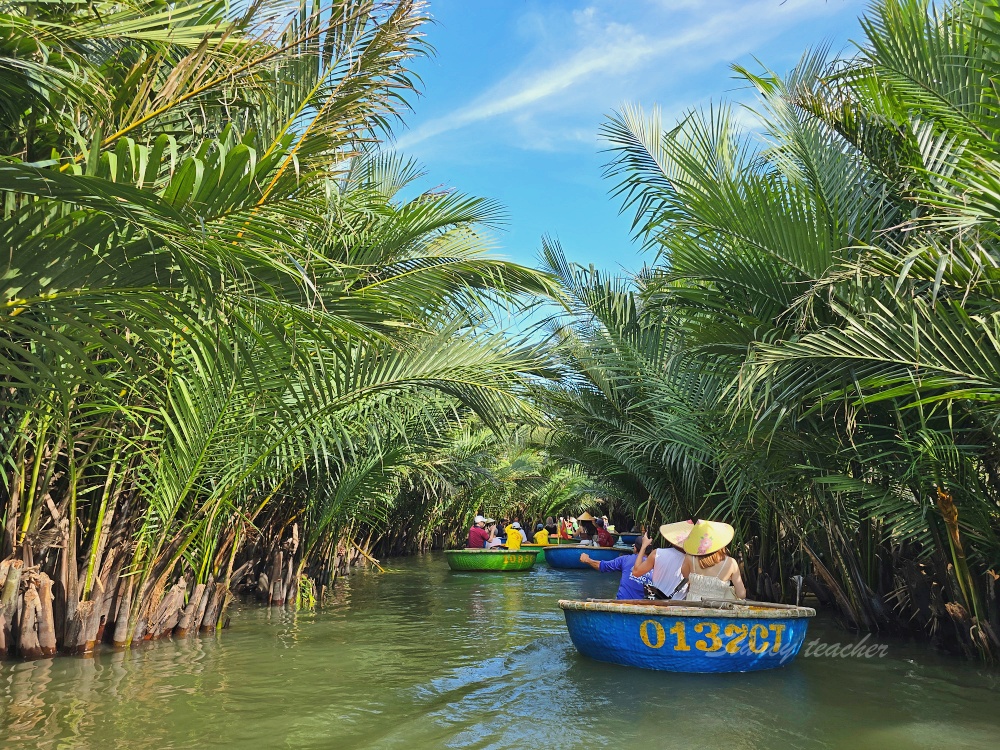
[658,519,695,546]
[576,511,595,522]
[680,520,734,556]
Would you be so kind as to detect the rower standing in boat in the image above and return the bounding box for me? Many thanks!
[579,540,652,599]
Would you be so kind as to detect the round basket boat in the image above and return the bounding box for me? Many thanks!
[544,545,628,569]
[617,532,641,546]
[445,549,537,572]
[549,537,582,545]
[559,599,816,673]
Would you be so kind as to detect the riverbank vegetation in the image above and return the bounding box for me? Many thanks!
[542,0,1000,661]
[0,0,571,658]
[4,0,1000,665]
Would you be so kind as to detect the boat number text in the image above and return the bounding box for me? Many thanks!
[638,620,785,654]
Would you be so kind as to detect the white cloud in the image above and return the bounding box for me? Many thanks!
[395,0,861,154]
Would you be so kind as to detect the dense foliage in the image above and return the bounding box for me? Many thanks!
[5,0,1000,665]
[0,0,579,658]
[542,0,1000,660]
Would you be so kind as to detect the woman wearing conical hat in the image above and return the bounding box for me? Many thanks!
[575,512,598,546]
[631,520,692,598]
[677,520,746,601]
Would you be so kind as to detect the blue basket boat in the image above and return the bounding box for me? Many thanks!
[559,599,816,673]
[544,545,628,569]
[617,533,641,546]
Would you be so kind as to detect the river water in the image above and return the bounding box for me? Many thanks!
[2,553,999,749]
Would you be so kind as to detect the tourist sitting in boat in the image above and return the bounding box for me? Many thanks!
[630,520,693,599]
[558,516,574,539]
[504,521,526,550]
[544,516,558,536]
[533,523,549,545]
[575,512,598,545]
[679,520,746,601]
[579,540,652,599]
[594,518,615,547]
[467,516,501,549]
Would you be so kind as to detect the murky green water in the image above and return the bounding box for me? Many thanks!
[2,553,999,749]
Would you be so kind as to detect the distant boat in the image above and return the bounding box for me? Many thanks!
[445,549,537,572]
[544,545,628,569]
[559,599,816,672]
[617,532,641,546]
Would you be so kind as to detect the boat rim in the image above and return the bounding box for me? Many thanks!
[559,598,816,619]
[543,544,625,551]
[444,548,537,555]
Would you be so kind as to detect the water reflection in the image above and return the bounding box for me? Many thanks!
[1,553,999,749]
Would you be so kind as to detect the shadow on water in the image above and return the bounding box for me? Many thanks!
[2,552,1000,749]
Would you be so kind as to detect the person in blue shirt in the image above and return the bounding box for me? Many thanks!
[579,541,652,600]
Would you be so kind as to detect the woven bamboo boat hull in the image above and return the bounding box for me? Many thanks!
[559,599,815,673]
[617,533,640,546]
[445,550,537,571]
[544,545,628,569]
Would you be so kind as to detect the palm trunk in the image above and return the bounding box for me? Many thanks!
[18,582,42,660]
[192,575,214,631]
[111,578,133,648]
[37,573,57,657]
[176,582,204,637]
[0,559,24,659]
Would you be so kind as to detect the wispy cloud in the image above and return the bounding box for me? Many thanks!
[395,0,859,153]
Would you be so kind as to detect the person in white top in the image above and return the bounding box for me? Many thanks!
[632,519,748,601]
[630,520,695,599]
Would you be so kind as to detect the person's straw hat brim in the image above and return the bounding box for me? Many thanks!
[680,520,734,555]
[577,511,595,522]
[659,519,695,546]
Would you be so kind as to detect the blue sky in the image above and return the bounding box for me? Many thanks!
[394,0,869,274]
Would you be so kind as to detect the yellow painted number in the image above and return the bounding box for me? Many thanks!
[669,621,691,651]
[694,622,723,652]
[723,624,748,653]
[639,619,666,649]
[749,624,770,654]
[769,623,785,653]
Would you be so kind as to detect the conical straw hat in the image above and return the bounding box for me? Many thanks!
[577,511,595,522]
[680,520,734,555]
[659,519,695,546]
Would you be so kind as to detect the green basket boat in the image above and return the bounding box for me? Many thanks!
[519,543,547,562]
[445,549,538,572]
